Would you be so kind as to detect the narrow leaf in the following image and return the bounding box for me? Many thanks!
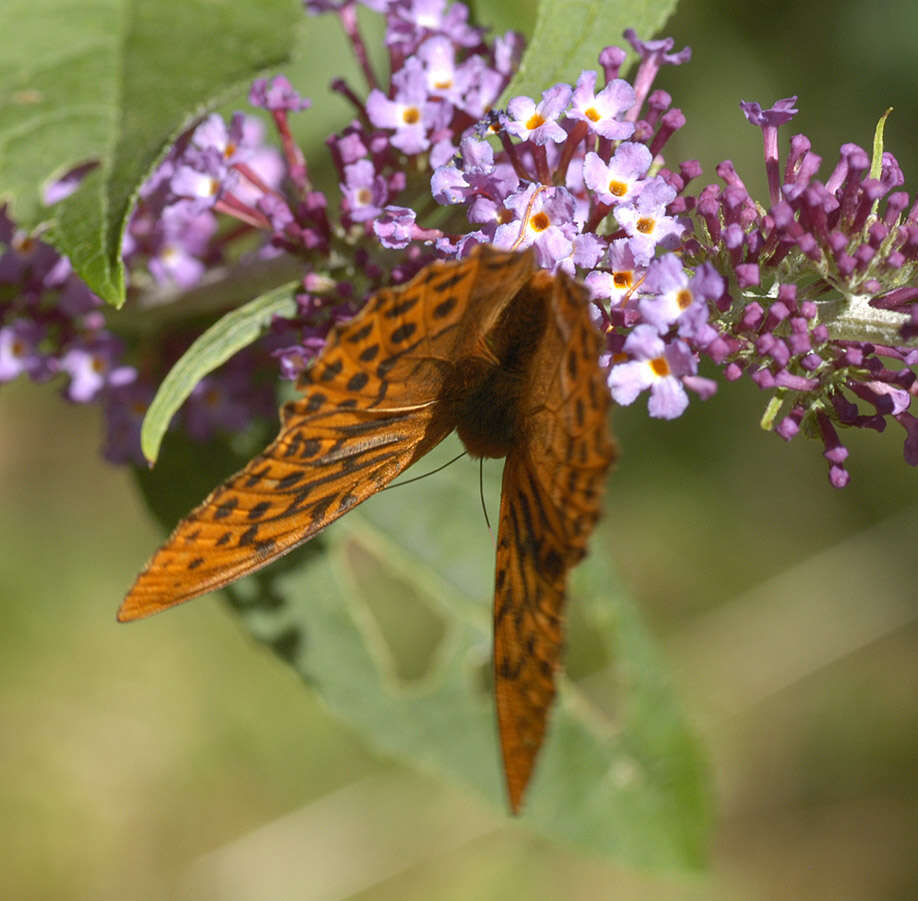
[140,281,299,464]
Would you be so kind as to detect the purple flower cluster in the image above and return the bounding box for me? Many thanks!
[424,30,720,419]
[680,98,918,486]
[0,209,141,459]
[125,112,286,288]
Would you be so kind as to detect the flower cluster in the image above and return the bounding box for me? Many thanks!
[426,31,720,419]
[0,208,141,458]
[2,0,916,487]
[681,100,918,486]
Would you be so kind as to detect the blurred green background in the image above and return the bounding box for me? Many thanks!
[2,0,918,898]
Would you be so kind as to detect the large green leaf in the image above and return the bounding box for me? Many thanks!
[500,0,680,104]
[0,0,303,304]
[220,436,710,867]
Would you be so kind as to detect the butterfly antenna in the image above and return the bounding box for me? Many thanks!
[479,458,493,535]
[383,450,467,490]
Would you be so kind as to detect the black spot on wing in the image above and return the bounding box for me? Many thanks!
[244,465,271,488]
[214,498,238,520]
[248,501,271,521]
[319,358,343,381]
[431,270,470,291]
[300,438,321,459]
[305,392,326,412]
[566,348,578,380]
[384,294,420,318]
[276,470,306,491]
[238,525,258,547]
[541,547,563,582]
[433,295,457,319]
[390,322,417,344]
[347,322,374,344]
[346,371,369,392]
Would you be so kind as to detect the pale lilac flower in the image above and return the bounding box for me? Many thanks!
[341,159,389,221]
[607,324,696,418]
[60,336,136,403]
[568,71,636,139]
[583,142,652,205]
[493,185,576,269]
[373,205,418,248]
[0,320,47,381]
[147,202,218,288]
[614,177,684,263]
[638,254,722,343]
[505,84,573,145]
[249,75,312,112]
[366,60,451,154]
[557,232,605,277]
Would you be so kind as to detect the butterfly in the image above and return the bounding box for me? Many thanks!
[119,245,616,813]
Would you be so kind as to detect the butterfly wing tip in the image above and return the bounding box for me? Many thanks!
[116,601,139,623]
[504,766,530,816]
[117,589,158,622]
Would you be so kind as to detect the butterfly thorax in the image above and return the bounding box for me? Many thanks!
[447,282,549,460]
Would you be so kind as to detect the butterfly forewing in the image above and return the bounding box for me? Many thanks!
[120,251,523,622]
[493,271,615,813]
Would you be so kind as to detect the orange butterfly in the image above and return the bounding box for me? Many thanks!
[120,245,616,813]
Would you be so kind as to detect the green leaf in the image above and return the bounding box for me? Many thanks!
[869,107,893,180]
[500,0,681,104]
[139,281,299,464]
[223,437,711,867]
[0,0,303,304]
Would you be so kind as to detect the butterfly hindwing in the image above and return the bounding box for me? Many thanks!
[492,270,615,812]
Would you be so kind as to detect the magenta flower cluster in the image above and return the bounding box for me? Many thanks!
[1,0,916,487]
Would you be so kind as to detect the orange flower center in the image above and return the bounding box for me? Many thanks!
[650,356,670,377]
[584,107,600,122]
[356,187,372,205]
[530,211,550,232]
[613,271,633,289]
[636,216,655,234]
[224,141,237,159]
[525,113,546,131]
[608,179,627,197]
[433,79,452,90]
[402,106,421,125]
[677,289,693,310]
